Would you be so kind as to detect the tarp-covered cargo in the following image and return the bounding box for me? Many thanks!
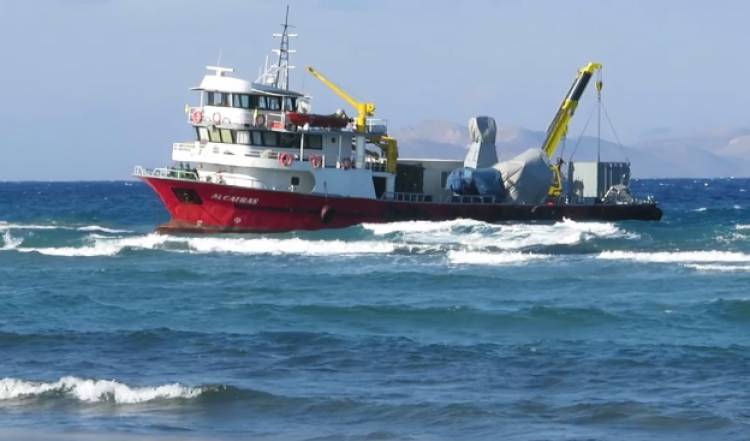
[494,148,553,204]
[463,116,498,169]
[446,167,506,200]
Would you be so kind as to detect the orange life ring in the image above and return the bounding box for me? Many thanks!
[279,152,293,167]
[255,114,266,127]
[212,112,221,124]
[310,155,322,168]
[190,110,203,124]
[340,158,352,170]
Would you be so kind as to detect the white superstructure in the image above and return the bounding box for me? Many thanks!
[145,10,397,200]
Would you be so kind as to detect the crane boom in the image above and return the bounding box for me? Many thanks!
[306,66,375,133]
[541,61,602,159]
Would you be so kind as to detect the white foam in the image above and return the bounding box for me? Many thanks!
[16,234,393,257]
[0,231,22,250]
[0,222,130,234]
[686,264,750,272]
[0,376,201,403]
[692,207,707,212]
[736,224,750,231]
[598,250,750,263]
[0,221,65,231]
[18,234,170,257]
[448,250,550,265]
[363,219,487,235]
[76,225,132,234]
[365,217,632,250]
[185,236,394,255]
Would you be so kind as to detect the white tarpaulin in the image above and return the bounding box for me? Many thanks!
[494,148,553,204]
[463,116,498,169]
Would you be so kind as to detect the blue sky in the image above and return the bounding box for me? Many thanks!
[1,0,748,180]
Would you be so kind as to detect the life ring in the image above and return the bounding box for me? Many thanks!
[255,114,266,127]
[310,155,322,169]
[190,109,203,124]
[340,158,352,170]
[212,112,221,124]
[279,152,293,167]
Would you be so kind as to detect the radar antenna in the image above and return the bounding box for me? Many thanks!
[256,5,297,90]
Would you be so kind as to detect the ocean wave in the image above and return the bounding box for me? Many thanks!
[447,250,550,265]
[0,376,202,403]
[184,237,394,255]
[14,234,395,257]
[597,250,750,263]
[364,218,632,250]
[0,221,131,234]
[692,207,708,212]
[0,221,63,230]
[363,218,488,235]
[75,225,132,234]
[1,230,22,250]
[736,224,750,231]
[686,264,750,272]
[17,234,171,257]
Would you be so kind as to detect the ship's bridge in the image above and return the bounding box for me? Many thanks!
[189,66,307,128]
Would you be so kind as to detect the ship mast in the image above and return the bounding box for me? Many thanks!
[257,5,297,90]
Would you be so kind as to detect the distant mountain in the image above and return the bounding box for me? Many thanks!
[392,120,750,178]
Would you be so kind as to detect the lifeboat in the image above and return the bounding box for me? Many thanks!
[287,112,349,128]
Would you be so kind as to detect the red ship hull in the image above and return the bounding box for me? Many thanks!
[142,177,662,233]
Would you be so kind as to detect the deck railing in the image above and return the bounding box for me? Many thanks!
[133,166,198,180]
[381,192,433,203]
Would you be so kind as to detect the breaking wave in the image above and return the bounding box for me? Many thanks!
[447,250,550,265]
[0,221,61,230]
[0,221,131,234]
[0,376,202,403]
[364,218,632,250]
[14,234,395,257]
[2,218,639,259]
[685,264,750,272]
[185,237,394,255]
[598,250,750,263]
[75,225,132,233]
[1,231,22,250]
[736,224,750,231]
[18,234,171,257]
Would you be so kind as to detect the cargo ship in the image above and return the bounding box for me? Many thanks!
[135,9,661,234]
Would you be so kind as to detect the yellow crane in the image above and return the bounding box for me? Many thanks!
[306,66,375,133]
[305,65,398,173]
[542,61,603,197]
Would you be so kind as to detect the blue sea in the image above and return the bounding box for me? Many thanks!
[1,179,749,441]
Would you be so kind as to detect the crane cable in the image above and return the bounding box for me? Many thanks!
[601,100,630,163]
[566,68,630,163]
[566,101,597,163]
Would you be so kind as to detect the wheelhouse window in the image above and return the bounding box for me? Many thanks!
[304,134,323,150]
[284,97,296,111]
[268,96,281,111]
[257,96,268,110]
[233,94,251,109]
[207,92,229,107]
[235,130,250,145]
